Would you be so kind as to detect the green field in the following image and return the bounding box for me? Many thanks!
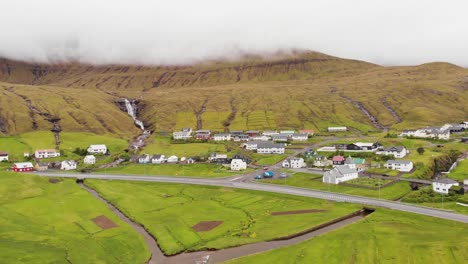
[86,180,361,255]
[253,154,289,165]
[0,172,149,264]
[449,159,468,181]
[225,208,468,264]
[95,163,243,178]
[260,173,412,200]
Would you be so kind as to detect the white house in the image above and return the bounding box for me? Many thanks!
[280,130,295,135]
[35,149,60,159]
[138,154,151,164]
[322,165,358,184]
[83,155,96,165]
[0,152,8,162]
[60,160,77,170]
[151,154,166,164]
[378,146,408,158]
[242,141,262,150]
[432,178,459,194]
[344,156,356,169]
[282,158,305,168]
[87,144,107,154]
[400,128,450,140]
[271,135,289,142]
[291,133,308,141]
[313,156,331,167]
[250,135,270,141]
[208,153,228,161]
[230,159,247,171]
[167,155,179,163]
[328,127,347,132]
[173,131,192,140]
[213,133,232,141]
[384,160,414,172]
[257,143,285,154]
[262,130,279,136]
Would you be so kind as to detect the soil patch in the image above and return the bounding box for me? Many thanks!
[48,178,61,184]
[271,209,325,216]
[192,221,223,232]
[92,215,118,229]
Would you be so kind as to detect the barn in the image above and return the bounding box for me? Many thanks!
[11,162,34,172]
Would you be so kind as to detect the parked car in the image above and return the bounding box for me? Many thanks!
[263,167,268,170]
[254,175,263,179]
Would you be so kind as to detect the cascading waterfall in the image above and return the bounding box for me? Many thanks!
[124,99,145,130]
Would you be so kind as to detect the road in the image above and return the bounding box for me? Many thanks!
[37,172,468,223]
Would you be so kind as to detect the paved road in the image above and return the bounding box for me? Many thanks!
[37,172,468,223]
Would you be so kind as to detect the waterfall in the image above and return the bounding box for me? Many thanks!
[124,99,145,130]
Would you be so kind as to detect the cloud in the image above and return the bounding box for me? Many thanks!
[1,0,468,66]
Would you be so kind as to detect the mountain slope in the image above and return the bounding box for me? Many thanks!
[0,51,467,137]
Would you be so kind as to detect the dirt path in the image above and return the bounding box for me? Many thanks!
[80,182,371,264]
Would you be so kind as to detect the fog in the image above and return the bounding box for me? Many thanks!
[1,0,468,66]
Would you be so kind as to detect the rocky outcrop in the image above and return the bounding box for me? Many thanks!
[382,96,402,123]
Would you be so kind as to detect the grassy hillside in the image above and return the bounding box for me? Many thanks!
[0,52,467,138]
[0,173,150,263]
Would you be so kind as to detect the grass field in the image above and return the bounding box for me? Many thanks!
[253,154,289,165]
[260,173,412,200]
[449,159,468,181]
[86,180,361,255]
[95,163,242,178]
[225,208,468,264]
[0,172,149,264]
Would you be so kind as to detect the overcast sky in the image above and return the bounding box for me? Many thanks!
[1,0,468,66]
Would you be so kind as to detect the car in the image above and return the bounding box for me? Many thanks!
[254,175,263,179]
[263,167,268,170]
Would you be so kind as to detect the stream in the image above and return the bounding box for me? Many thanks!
[121,98,152,151]
[80,182,372,264]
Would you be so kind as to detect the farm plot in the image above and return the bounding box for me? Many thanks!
[86,180,361,255]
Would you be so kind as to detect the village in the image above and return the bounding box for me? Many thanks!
[1,121,467,202]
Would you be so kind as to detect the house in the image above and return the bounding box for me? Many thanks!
[352,142,381,151]
[314,156,331,167]
[279,130,295,135]
[271,135,289,142]
[232,134,250,141]
[232,153,251,164]
[323,165,358,184]
[242,141,262,150]
[151,154,166,164]
[400,128,450,140]
[230,130,244,136]
[379,146,408,158]
[87,144,107,154]
[262,130,279,136]
[282,158,305,168]
[11,162,34,172]
[299,129,314,135]
[0,152,8,162]
[246,130,260,137]
[332,156,345,166]
[208,153,228,162]
[291,133,308,141]
[384,160,414,172]
[138,154,151,164]
[167,155,179,163]
[328,127,347,132]
[256,143,285,154]
[344,156,356,169]
[213,133,231,141]
[353,158,367,172]
[83,155,96,165]
[35,149,60,159]
[187,158,195,164]
[35,162,49,171]
[230,159,247,171]
[433,178,459,194]
[250,135,270,141]
[195,130,211,140]
[60,160,77,170]
[173,130,192,140]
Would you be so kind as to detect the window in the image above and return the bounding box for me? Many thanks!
[436,188,440,190]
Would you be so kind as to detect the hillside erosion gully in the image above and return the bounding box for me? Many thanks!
[79,181,372,264]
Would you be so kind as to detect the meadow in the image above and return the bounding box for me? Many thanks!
[225,208,468,264]
[449,159,468,181]
[86,180,361,255]
[95,163,241,178]
[142,136,226,157]
[0,172,149,264]
[260,172,412,200]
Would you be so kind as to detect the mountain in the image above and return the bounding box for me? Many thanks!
[0,51,467,136]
